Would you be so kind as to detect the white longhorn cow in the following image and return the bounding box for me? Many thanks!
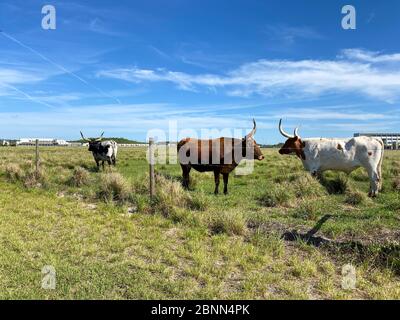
[278,119,384,197]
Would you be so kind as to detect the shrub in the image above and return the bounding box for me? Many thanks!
[98,172,131,202]
[345,189,366,205]
[4,164,24,182]
[209,211,247,236]
[258,184,293,207]
[69,167,90,187]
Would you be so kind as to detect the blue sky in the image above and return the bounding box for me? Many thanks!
[1,0,400,143]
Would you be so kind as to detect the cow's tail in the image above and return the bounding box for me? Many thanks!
[376,138,384,189]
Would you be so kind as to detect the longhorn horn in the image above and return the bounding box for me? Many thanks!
[246,119,257,139]
[294,126,299,137]
[80,131,89,142]
[278,119,294,139]
[96,132,104,141]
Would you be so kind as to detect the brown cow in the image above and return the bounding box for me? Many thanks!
[177,120,264,194]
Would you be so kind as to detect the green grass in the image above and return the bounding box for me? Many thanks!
[0,146,399,299]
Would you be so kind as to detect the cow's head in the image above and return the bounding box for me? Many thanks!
[80,131,105,152]
[243,119,265,161]
[278,119,306,160]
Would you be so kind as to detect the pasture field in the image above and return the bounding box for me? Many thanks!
[0,146,399,299]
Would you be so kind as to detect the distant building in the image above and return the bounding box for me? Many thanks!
[16,138,69,146]
[354,133,400,149]
[1,140,10,146]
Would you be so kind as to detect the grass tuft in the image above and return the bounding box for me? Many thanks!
[154,175,207,217]
[209,211,247,236]
[23,168,48,189]
[258,184,293,207]
[345,189,367,205]
[69,167,90,187]
[392,177,400,191]
[98,172,131,203]
[4,164,24,183]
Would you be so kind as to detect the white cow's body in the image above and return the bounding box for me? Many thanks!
[301,136,384,196]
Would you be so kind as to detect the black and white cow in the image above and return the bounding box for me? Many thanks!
[80,131,118,170]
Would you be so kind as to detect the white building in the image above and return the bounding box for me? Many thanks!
[16,138,69,146]
[354,133,400,149]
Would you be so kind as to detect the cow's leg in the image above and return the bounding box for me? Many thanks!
[95,160,100,171]
[366,166,380,197]
[102,161,105,171]
[180,165,191,189]
[377,159,383,192]
[107,159,112,167]
[214,170,220,195]
[222,173,229,195]
[112,156,117,166]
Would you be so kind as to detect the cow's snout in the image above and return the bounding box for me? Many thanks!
[258,155,265,160]
[278,149,284,154]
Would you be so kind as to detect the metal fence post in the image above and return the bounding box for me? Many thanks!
[149,138,155,199]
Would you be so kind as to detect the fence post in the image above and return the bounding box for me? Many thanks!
[149,138,155,199]
[35,139,40,175]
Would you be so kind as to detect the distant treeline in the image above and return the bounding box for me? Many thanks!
[260,143,284,148]
[70,137,146,144]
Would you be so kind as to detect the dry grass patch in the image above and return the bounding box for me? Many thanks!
[154,175,207,217]
[4,163,24,183]
[69,167,90,187]
[209,210,247,236]
[98,172,131,203]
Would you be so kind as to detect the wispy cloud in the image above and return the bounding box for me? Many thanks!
[265,25,323,45]
[98,49,400,102]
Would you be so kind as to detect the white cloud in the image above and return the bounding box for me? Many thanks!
[0,68,42,86]
[341,49,400,63]
[98,49,400,102]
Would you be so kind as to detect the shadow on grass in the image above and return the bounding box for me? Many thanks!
[281,214,400,274]
[318,174,348,194]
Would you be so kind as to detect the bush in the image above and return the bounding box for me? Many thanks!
[69,167,90,187]
[258,184,293,207]
[209,211,247,236]
[345,189,367,205]
[98,172,131,202]
[4,164,24,182]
